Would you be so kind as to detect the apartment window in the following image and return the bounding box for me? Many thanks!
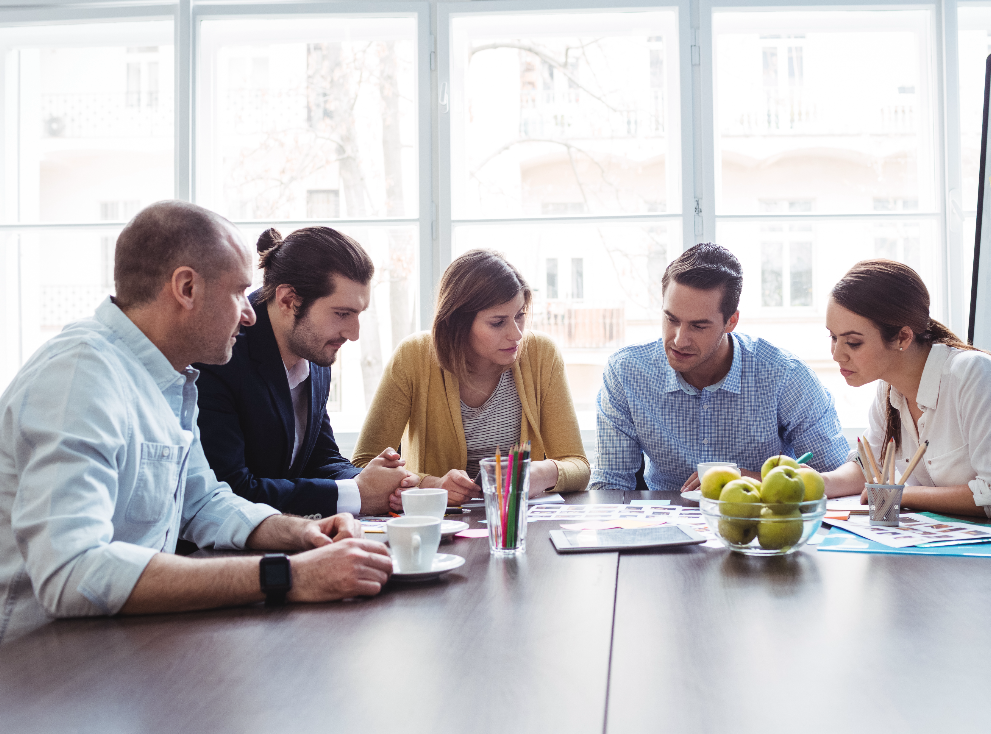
[714,9,940,427]
[446,7,681,416]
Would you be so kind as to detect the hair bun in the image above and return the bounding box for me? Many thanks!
[257,228,284,268]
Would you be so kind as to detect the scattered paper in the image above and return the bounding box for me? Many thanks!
[828,513,991,548]
[827,496,869,511]
[455,528,489,539]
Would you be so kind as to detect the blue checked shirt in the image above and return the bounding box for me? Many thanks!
[591,333,849,491]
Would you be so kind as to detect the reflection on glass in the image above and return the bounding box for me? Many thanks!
[454,221,681,415]
[1,22,174,223]
[761,241,784,307]
[198,17,417,222]
[450,11,681,218]
[714,10,937,214]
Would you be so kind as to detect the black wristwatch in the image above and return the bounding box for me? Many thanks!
[259,553,292,607]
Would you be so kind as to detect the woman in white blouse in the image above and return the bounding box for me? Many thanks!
[821,259,991,517]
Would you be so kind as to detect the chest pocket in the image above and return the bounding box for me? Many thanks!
[925,443,973,487]
[126,442,184,525]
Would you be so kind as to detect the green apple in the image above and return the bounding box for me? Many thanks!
[700,466,742,500]
[760,454,800,480]
[759,466,805,506]
[742,476,762,492]
[719,479,762,518]
[757,507,804,550]
[717,480,761,546]
[718,518,758,545]
[796,467,825,502]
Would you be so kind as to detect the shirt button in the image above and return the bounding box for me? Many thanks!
[163,448,171,458]
[702,439,709,445]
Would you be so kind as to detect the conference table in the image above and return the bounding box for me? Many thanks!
[1,490,989,733]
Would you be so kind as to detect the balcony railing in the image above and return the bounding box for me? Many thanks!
[723,89,916,136]
[40,93,173,139]
[530,301,625,349]
[519,88,665,140]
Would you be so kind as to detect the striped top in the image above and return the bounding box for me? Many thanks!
[461,369,522,479]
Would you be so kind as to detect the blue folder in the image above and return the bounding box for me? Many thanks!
[818,527,991,557]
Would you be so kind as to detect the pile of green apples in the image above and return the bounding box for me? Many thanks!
[700,456,825,550]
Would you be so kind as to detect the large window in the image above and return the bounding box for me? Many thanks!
[197,13,422,430]
[444,6,685,419]
[0,0,980,442]
[710,8,940,427]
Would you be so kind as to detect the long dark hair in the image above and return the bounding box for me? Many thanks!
[831,259,979,454]
[256,226,374,318]
[432,249,532,382]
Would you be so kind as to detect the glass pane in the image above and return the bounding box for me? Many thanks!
[453,219,682,425]
[714,10,938,214]
[717,217,940,428]
[0,21,174,223]
[237,224,418,432]
[450,10,681,218]
[958,7,991,214]
[1,227,121,391]
[198,17,418,221]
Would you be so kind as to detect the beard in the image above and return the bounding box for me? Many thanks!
[286,314,341,368]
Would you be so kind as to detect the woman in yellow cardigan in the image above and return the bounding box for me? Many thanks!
[353,249,590,509]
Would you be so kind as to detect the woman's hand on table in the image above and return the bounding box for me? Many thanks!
[528,459,559,496]
[420,470,481,506]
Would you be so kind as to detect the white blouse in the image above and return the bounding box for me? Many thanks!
[862,343,991,516]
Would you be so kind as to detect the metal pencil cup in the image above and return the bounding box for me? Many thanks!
[867,484,904,527]
[479,456,530,557]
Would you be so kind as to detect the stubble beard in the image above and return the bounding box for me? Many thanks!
[287,315,339,368]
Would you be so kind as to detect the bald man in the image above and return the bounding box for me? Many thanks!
[0,201,392,646]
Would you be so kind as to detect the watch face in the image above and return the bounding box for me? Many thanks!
[261,555,292,592]
[265,563,290,587]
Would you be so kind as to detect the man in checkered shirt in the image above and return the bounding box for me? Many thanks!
[591,243,849,493]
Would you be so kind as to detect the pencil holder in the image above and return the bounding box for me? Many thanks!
[866,484,904,527]
[480,456,530,557]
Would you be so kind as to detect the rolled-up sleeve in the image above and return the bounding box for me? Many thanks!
[10,349,156,618]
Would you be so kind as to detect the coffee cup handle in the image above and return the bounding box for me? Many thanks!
[412,533,421,565]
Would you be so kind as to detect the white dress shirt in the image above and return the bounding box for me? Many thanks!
[284,358,360,516]
[862,343,991,516]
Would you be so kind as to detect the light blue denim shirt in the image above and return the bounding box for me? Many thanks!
[0,298,279,644]
[591,332,849,491]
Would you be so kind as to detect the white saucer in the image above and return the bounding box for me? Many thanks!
[441,520,469,537]
[391,553,466,582]
[681,489,702,503]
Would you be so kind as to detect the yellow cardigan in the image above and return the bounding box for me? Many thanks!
[352,331,590,492]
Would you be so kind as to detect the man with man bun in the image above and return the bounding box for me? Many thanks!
[0,201,393,646]
[194,226,417,518]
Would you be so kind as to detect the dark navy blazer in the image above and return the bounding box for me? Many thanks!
[194,291,361,516]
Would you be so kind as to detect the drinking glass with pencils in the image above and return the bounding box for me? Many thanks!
[479,444,531,557]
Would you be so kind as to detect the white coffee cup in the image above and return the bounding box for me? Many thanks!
[386,516,442,573]
[401,487,448,520]
[697,461,739,480]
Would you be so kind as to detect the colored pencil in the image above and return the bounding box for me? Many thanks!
[898,440,929,485]
[857,438,878,483]
[797,452,813,465]
[861,434,882,484]
[882,438,896,484]
[495,446,503,547]
[504,449,514,547]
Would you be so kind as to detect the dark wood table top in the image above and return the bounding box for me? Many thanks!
[1,491,988,734]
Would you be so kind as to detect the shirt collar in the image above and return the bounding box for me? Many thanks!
[95,297,192,390]
[915,343,951,411]
[661,333,742,396]
[285,358,310,390]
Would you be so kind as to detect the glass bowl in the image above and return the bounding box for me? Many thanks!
[699,496,827,556]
